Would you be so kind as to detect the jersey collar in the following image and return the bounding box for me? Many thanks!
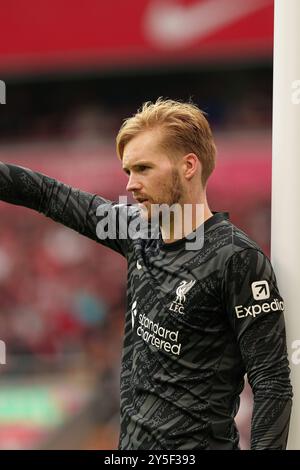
[158,211,229,251]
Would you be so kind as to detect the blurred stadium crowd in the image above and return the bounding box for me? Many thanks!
[0,67,271,145]
[0,0,274,450]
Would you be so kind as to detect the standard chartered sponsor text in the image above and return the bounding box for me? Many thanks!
[136,313,181,355]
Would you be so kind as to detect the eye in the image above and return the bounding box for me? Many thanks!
[136,165,148,172]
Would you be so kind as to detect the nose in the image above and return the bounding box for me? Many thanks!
[126,174,142,193]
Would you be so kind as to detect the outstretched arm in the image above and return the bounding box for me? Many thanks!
[0,162,131,256]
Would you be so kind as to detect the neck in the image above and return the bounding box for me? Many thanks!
[160,195,213,244]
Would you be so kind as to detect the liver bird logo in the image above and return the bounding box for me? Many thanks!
[175,280,196,305]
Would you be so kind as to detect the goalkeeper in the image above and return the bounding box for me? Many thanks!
[0,98,292,449]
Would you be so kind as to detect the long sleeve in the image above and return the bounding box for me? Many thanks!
[0,162,132,256]
[239,311,292,449]
[222,248,293,449]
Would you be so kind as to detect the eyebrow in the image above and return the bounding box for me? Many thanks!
[122,161,153,172]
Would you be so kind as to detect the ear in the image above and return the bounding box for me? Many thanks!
[182,153,201,180]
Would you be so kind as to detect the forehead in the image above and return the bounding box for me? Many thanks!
[122,129,166,166]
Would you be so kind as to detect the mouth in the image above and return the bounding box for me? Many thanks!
[135,197,149,205]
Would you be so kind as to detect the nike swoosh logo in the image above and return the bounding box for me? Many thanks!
[144,0,271,48]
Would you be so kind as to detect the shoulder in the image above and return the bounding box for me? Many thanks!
[208,215,267,261]
[205,216,273,282]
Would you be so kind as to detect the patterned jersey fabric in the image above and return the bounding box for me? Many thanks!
[0,163,293,449]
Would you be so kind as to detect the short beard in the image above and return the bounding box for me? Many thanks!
[139,169,184,222]
[168,168,182,205]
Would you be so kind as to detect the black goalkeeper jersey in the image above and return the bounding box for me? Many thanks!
[0,163,293,450]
